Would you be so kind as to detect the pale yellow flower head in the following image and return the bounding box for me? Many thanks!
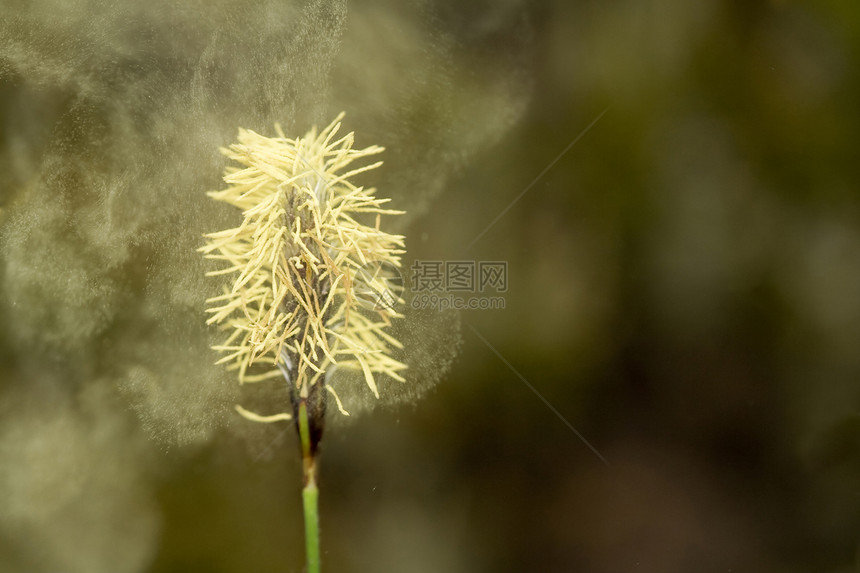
[200,113,406,421]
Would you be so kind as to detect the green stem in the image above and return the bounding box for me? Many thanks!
[302,475,320,573]
[298,400,321,573]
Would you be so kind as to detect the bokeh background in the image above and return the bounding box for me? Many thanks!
[2,1,860,572]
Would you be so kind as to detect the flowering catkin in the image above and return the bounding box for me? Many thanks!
[200,113,406,421]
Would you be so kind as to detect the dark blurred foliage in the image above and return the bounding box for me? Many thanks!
[3,1,860,572]
[362,1,860,571]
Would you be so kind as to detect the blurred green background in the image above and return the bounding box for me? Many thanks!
[2,1,860,572]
